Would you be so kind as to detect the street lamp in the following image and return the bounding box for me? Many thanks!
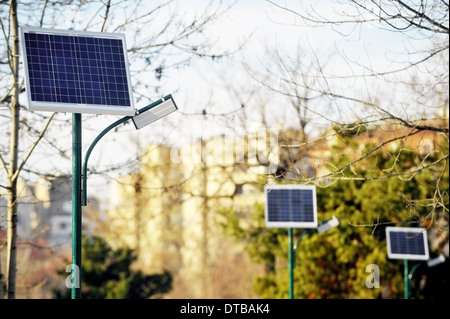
[385,226,430,299]
[19,26,179,299]
[73,94,177,299]
[289,215,340,299]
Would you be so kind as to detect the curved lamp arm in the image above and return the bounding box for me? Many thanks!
[82,115,131,206]
[82,94,174,206]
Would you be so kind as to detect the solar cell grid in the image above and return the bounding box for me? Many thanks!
[20,27,135,115]
[389,231,425,256]
[267,189,314,222]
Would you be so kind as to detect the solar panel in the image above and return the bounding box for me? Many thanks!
[20,26,135,115]
[265,184,318,228]
[386,227,430,261]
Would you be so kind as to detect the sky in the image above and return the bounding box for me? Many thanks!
[8,0,437,206]
[156,0,430,141]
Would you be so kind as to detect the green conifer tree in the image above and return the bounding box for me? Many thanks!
[54,235,172,299]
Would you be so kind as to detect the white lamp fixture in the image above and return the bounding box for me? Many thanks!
[132,95,177,130]
[317,215,340,234]
[427,254,446,267]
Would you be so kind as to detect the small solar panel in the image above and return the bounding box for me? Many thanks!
[265,184,318,228]
[20,26,135,115]
[386,227,430,261]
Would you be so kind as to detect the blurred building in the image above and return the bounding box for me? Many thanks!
[0,175,77,252]
[35,176,73,250]
[0,175,76,298]
[107,121,448,298]
[0,179,40,241]
[107,131,277,298]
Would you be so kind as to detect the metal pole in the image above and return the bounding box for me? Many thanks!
[288,228,293,299]
[404,259,409,299]
[72,113,82,299]
[289,229,313,299]
[408,262,422,299]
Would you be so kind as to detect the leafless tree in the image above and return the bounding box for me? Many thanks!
[249,0,448,232]
[0,0,237,299]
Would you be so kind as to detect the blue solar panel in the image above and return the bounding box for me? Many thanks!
[20,27,135,115]
[265,185,318,228]
[386,227,429,261]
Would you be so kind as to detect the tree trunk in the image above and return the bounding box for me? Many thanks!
[6,0,20,299]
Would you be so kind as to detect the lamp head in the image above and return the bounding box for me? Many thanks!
[317,215,340,234]
[427,254,446,267]
[132,94,177,130]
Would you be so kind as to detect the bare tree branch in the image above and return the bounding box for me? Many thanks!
[10,112,56,183]
[100,0,111,32]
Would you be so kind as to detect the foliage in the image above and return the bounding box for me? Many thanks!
[53,235,172,299]
[219,129,449,299]
[218,202,286,298]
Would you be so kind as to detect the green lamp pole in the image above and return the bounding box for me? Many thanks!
[71,111,130,299]
[404,260,409,299]
[70,95,175,299]
[71,112,129,299]
[288,228,294,299]
[288,216,339,299]
[71,113,82,299]
[288,228,314,299]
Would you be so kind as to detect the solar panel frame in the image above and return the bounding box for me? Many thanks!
[386,226,430,261]
[264,184,318,228]
[20,26,135,115]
